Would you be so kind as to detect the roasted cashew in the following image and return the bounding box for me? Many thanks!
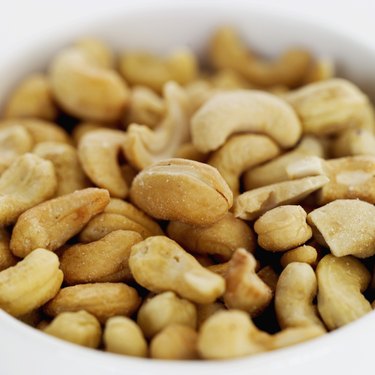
[123,82,190,170]
[303,58,334,84]
[33,141,89,196]
[0,229,17,272]
[150,324,198,360]
[331,128,375,157]
[43,311,101,348]
[78,129,128,198]
[307,199,375,258]
[50,39,129,122]
[208,134,280,195]
[243,136,325,189]
[130,158,233,226]
[275,262,325,329]
[3,73,57,120]
[280,245,318,268]
[174,143,208,163]
[137,291,197,338]
[254,205,312,251]
[0,249,63,317]
[257,266,279,294]
[224,249,272,316]
[10,188,110,258]
[285,78,374,135]
[191,90,302,152]
[104,316,148,357]
[196,302,225,328]
[316,254,372,330]
[44,283,141,324]
[0,153,57,226]
[129,236,225,304]
[209,27,312,88]
[120,48,197,92]
[234,175,329,221]
[167,213,255,262]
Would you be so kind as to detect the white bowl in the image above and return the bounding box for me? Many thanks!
[1,1,375,374]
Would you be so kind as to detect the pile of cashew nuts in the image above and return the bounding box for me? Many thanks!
[0,26,374,360]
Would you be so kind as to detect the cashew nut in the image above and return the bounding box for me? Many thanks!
[285,78,374,135]
[234,175,329,221]
[10,188,110,258]
[209,27,312,87]
[137,291,197,338]
[104,316,148,357]
[303,58,334,84]
[44,283,141,324]
[130,158,233,226]
[275,262,325,329]
[123,82,190,170]
[224,249,272,316]
[257,266,279,294]
[254,205,312,251]
[72,122,102,145]
[331,128,375,157]
[191,90,302,153]
[208,134,280,195]
[78,129,128,198]
[43,311,101,348]
[0,249,63,317]
[129,236,225,304]
[0,229,17,272]
[307,199,375,258]
[167,212,255,262]
[50,39,129,122]
[316,254,372,330]
[174,143,208,163]
[196,302,225,328]
[280,245,318,268]
[3,73,57,121]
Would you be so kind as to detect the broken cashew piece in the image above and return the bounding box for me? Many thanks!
[130,158,233,226]
[208,134,280,195]
[10,188,110,258]
[316,254,372,330]
[43,310,101,348]
[129,236,225,304]
[78,129,128,198]
[307,199,375,258]
[123,82,190,170]
[234,175,329,221]
[50,39,129,122]
[191,90,302,152]
[0,249,63,317]
[280,245,318,268]
[224,249,272,317]
[275,262,325,329]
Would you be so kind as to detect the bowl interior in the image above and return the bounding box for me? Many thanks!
[1,2,375,375]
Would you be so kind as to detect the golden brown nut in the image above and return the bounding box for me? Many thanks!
[60,230,143,285]
[10,188,110,258]
[167,213,255,261]
[44,283,141,323]
[0,229,17,271]
[303,58,334,84]
[331,128,375,157]
[257,266,279,294]
[130,158,233,226]
[196,302,225,328]
[174,143,208,163]
[129,236,225,304]
[280,245,318,268]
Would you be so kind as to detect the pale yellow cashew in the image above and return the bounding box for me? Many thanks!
[316,254,372,330]
[280,245,318,268]
[191,90,302,152]
[129,236,225,304]
[331,128,375,157]
[43,311,101,348]
[0,249,63,317]
[275,262,325,329]
[78,129,128,198]
[123,82,190,170]
[303,58,335,84]
[104,316,148,357]
[49,39,129,122]
[208,134,280,195]
[174,143,208,163]
[285,78,374,135]
[137,291,197,339]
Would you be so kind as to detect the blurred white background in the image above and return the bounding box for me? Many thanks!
[1,0,375,57]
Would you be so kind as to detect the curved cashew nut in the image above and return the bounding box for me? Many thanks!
[224,249,272,317]
[208,134,280,195]
[191,90,302,153]
[129,236,225,304]
[78,129,128,198]
[285,78,373,135]
[49,39,129,122]
[123,82,190,170]
[275,262,325,329]
[316,254,372,330]
[307,199,375,258]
